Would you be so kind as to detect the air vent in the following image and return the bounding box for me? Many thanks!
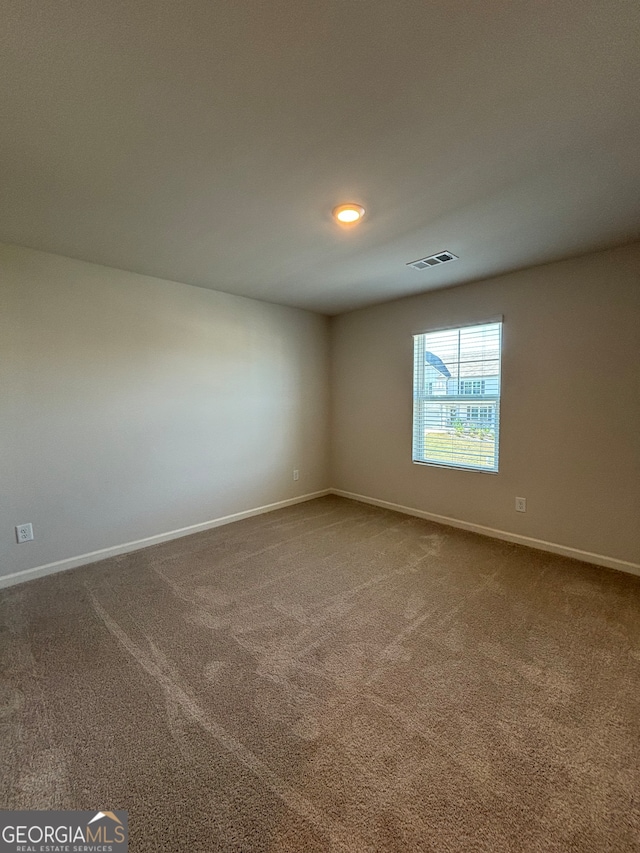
[407,251,458,271]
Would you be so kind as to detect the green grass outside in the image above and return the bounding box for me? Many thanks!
[423,430,496,469]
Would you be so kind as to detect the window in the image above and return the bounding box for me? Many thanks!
[466,406,492,421]
[460,380,485,395]
[413,321,502,471]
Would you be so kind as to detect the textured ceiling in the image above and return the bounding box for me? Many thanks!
[1,0,639,314]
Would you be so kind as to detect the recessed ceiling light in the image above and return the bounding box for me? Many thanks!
[333,203,365,225]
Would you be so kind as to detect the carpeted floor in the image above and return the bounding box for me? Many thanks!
[1,495,639,852]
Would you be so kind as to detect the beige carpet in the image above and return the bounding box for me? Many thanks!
[1,496,639,852]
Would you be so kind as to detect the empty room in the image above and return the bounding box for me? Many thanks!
[1,1,639,851]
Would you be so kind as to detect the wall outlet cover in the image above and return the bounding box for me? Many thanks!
[16,523,34,543]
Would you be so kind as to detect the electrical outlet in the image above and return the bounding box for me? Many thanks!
[16,523,34,543]
[515,497,526,513]
[293,469,299,481]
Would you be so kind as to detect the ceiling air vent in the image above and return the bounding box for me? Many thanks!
[407,251,458,271]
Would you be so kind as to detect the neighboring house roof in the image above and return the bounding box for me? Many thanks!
[425,351,451,378]
[425,348,499,380]
[458,352,500,378]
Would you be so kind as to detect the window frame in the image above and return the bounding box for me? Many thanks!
[412,319,502,474]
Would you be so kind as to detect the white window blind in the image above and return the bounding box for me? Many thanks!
[412,321,502,472]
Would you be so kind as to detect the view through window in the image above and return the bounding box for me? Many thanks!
[412,321,502,471]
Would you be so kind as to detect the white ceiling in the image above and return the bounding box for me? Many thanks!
[1,0,639,314]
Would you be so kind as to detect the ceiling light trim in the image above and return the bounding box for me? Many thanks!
[333,203,365,225]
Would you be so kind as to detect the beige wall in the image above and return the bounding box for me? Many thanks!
[330,242,640,566]
[3,240,639,580]
[1,243,330,578]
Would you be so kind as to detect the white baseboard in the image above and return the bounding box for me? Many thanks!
[0,490,331,590]
[331,489,640,577]
[3,487,637,590]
